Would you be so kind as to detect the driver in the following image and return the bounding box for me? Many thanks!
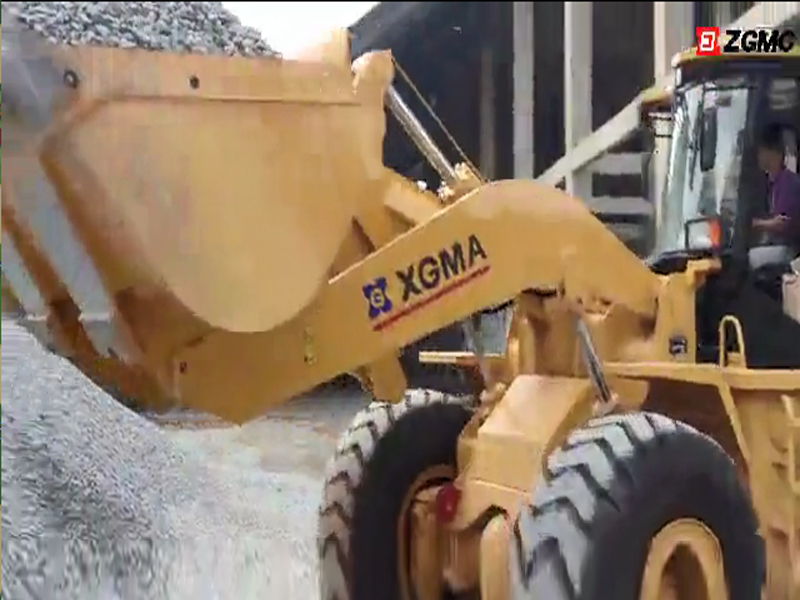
[753,122,800,257]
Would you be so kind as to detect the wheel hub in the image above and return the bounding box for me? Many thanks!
[640,518,728,600]
[398,465,455,600]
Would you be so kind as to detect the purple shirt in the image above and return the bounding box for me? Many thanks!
[769,168,800,249]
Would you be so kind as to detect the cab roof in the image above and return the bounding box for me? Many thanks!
[672,38,800,69]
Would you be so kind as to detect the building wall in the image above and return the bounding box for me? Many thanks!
[593,3,654,128]
[490,2,656,179]
[350,1,781,190]
[531,2,564,177]
[493,0,761,179]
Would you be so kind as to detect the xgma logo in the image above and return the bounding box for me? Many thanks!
[696,27,797,56]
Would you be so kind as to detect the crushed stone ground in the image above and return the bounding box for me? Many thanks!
[1,319,367,599]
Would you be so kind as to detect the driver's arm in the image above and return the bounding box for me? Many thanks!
[753,214,789,231]
[755,173,800,235]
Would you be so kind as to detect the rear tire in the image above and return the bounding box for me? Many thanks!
[317,389,474,600]
[510,412,762,600]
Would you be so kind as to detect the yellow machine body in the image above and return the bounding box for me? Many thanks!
[3,20,800,598]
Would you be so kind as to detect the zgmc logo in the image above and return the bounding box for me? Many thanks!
[696,27,797,56]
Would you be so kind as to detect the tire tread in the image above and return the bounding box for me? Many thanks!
[318,389,473,600]
[512,412,700,599]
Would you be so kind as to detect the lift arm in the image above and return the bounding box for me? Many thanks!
[174,179,659,421]
[1,21,660,422]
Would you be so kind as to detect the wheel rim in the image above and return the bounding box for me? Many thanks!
[397,464,455,600]
[639,518,728,600]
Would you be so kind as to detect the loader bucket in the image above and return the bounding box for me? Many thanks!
[1,16,393,338]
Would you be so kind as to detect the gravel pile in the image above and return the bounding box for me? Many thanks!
[0,6,323,598]
[2,2,279,56]
[1,321,319,599]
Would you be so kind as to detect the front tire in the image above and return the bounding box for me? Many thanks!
[511,412,762,600]
[318,389,474,600]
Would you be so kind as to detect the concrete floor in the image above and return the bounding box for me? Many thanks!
[164,390,367,480]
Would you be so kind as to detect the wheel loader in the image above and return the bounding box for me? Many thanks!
[2,10,800,600]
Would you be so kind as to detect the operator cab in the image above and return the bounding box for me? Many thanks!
[648,46,800,369]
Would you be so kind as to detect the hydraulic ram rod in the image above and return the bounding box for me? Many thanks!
[385,84,500,379]
[385,85,458,187]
